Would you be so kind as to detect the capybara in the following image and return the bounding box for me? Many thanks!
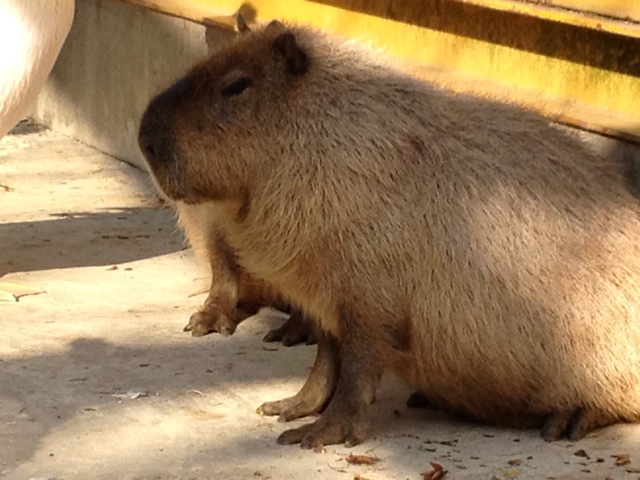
[138,18,640,449]
[175,201,315,346]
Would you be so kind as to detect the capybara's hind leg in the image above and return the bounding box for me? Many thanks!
[542,408,617,441]
[263,308,318,346]
[406,391,432,409]
[257,328,339,422]
[541,410,574,441]
[567,408,618,440]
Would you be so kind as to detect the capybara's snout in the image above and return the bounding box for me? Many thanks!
[138,100,173,172]
[138,77,196,198]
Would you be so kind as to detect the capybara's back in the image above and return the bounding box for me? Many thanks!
[401,116,640,438]
[139,20,640,447]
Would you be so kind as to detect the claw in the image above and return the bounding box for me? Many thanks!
[257,397,322,422]
[277,414,367,449]
[184,310,238,337]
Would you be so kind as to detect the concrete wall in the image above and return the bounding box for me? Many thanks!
[31,0,233,170]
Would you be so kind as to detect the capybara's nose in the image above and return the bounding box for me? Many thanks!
[138,76,195,167]
[138,113,162,165]
[138,96,171,167]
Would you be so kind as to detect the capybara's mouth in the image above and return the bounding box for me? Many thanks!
[147,166,191,203]
[149,166,214,205]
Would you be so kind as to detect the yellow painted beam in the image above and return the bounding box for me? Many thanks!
[542,0,640,22]
[120,0,640,38]
[118,0,640,144]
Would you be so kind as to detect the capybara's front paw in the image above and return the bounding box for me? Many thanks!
[276,412,368,449]
[263,310,317,346]
[257,395,321,422]
[183,309,238,337]
[541,408,615,441]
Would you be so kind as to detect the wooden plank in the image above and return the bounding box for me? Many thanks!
[451,0,640,38]
[541,0,640,22]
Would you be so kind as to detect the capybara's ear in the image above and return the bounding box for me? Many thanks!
[273,32,309,76]
[236,13,251,33]
[265,20,286,35]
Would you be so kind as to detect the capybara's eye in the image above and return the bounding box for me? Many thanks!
[221,77,253,97]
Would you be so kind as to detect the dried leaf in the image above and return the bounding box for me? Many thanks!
[346,454,378,465]
[421,461,448,480]
[612,453,630,466]
[111,390,149,400]
[437,440,457,446]
[507,459,521,466]
[574,449,589,459]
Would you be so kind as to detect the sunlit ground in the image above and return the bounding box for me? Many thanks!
[1,124,639,480]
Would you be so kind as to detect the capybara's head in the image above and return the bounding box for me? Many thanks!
[138,19,311,204]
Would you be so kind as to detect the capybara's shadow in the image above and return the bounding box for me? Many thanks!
[0,331,314,475]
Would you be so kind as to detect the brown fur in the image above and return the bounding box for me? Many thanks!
[164,184,315,344]
[138,20,640,447]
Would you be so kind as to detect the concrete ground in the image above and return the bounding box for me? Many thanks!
[1,122,640,480]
